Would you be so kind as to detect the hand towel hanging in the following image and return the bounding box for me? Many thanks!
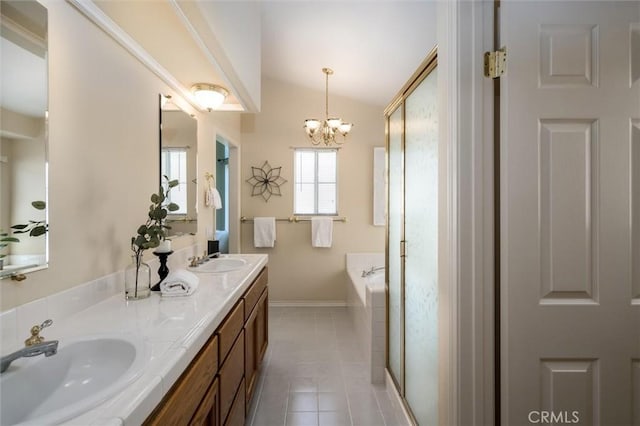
[254,217,276,248]
[311,217,333,248]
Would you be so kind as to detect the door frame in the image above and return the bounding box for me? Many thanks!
[437,1,496,425]
[215,134,240,254]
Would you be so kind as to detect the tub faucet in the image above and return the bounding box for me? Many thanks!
[1,340,59,373]
[361,266,385,277]
[1,319,58,373]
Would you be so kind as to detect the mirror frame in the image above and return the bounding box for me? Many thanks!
[0,0,49,279]
[159,94,198,238]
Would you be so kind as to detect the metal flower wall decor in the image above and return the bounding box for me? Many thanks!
[246,161,287,202]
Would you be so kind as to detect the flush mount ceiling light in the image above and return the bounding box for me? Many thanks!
[303,68,353,146]
[191,83,229,111]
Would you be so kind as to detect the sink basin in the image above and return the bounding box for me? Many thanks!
[189,257,247,273]
[0,333,147,426]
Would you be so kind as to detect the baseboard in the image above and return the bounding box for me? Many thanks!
[269,300,347,307]
[385,369,414,426]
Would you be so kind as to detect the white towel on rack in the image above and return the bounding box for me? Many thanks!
[205,187,223,210]
[254,217,276,248]
[311,217,333,248]
[160,269,199,297]
[211,187,222,210]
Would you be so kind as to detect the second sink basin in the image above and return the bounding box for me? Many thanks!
[189,257,247,273]
[0,333,147,426]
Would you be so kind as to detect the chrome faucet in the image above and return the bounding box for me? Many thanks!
[361,266,385,277]
[1,319,58,373]
[1,341,59,373]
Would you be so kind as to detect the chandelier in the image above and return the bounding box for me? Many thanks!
[303,68,353,146]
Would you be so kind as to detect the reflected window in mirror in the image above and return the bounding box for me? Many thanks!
[159,95,197,237]
[161,148,187,214]
[0,0,49,278]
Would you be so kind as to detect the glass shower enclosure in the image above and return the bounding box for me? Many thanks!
[385,49,439,425]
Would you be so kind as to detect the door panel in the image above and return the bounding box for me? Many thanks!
[404,66,439,426]
[501,2,640,424]
[539,119,598,304]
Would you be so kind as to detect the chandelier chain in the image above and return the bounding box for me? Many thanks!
[325,71,329,118]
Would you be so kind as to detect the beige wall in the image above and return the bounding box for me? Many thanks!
[240,77,385,303]
[0,1,241,310]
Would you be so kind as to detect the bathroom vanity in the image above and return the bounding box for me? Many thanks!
[0,253,268,426]
[144,266,268,426]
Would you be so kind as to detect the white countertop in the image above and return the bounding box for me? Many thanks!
[46,253,269,425]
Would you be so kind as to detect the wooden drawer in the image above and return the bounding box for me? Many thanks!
[217,300,244,364]
[219,329,245,423]
[145,335,218,426]
[223,378,245,426]
[243,267,268,321]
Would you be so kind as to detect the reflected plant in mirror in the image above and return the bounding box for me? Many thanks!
[0,1,49,278]
[159,95,198,237]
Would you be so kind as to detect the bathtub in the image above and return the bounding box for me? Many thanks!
[346,253,386,384]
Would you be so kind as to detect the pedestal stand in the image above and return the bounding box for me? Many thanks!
[151,250,173,291]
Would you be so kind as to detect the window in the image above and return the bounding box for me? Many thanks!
[161,148,187,214]
[294,149,338,215]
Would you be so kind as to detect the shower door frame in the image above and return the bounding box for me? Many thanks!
[384,47,439,425]
[384,2,497,425]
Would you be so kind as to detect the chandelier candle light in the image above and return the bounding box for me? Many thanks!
[303,68,353,146]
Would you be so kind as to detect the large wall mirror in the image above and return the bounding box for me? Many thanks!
[0,1,48,278]
[159,95,197,237]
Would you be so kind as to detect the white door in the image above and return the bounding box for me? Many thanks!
[501,2,640,425]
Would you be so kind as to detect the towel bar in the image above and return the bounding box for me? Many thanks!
[240,216,347,223]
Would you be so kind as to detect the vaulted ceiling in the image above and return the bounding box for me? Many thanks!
[2,0,438,117]
[259,1,437,107]
[95,0,438,111]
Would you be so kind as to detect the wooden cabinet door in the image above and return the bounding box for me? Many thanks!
[224,379,246,426]
[145,336,218,426]
[219,330,245,424]
[244,298,258,404]
[255,289,268,365]
[190,378,219,426]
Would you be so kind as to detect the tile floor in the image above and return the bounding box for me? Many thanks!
[245,307,409,426]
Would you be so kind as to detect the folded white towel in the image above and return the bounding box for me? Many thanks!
[160,269,199,297]
[254,217,276,248]
[311,217,333,248]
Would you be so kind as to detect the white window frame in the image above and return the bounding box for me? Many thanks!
[161,147,188,215]
[293,148,338,216]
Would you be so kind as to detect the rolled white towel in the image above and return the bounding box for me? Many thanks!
[160,269,199,297]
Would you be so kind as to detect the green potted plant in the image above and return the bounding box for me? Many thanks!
[126,177,179,300]
[0,201,47,271]
[10,201,47,237]
[0,231,19,271]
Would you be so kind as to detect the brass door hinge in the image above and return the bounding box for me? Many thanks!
[484,47,507,79]
[400,240,407,258]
